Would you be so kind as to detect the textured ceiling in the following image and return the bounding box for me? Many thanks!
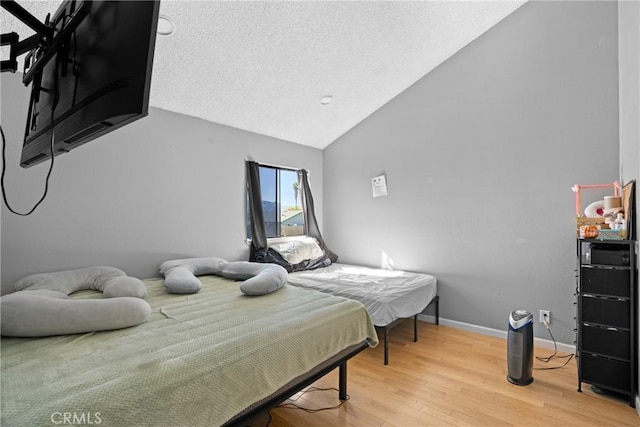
[2,1,526,149]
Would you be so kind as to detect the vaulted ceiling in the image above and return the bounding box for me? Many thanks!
[2,1,526,149]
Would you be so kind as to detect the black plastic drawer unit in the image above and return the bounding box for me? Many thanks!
[580,295,630,329]
[580,324,630,360]
[576,238,636,406]
[580,266,630,298]
[580,353,631,393]
[590,248,631,266]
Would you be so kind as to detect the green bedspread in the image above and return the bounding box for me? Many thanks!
[1,276,378,426]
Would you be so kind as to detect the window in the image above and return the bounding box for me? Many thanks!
[247,165,304,239]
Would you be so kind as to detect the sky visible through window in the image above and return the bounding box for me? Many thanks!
[259,167,300,209]
[252,166,304,238]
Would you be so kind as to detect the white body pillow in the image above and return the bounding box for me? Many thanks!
[1,267,150,338]
[13,266,147,298]
[1,291,151,337]
[159,257,288,295]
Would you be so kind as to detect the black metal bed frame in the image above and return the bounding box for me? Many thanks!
[223,341,371,427]
[375,295,440,365]
[224,295,440,424]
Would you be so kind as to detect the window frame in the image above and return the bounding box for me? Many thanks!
[246,163,305,241]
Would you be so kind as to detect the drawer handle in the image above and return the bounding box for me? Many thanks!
[582,293,630,301]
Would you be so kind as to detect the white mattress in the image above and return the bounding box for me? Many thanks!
[288,263,437,327]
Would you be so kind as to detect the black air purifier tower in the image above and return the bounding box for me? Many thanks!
[507,310,534,385]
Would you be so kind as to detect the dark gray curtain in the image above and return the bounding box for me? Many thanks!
[298,169,338,263]
[247,161,338,266]
[246,161,267,260]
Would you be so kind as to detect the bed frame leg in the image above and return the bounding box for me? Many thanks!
[435,295,440,325]
[384,327,389,365]
[414,314,418,342]
[339,362,348,400]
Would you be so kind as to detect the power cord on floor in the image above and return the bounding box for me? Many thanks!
[534,320,574,370]
[276,386,350,412]
[260,386,350,426]
[246,387,349,427]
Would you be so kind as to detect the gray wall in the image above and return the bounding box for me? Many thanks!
[617,0,640,411]
[0,73,323,294]
[619,0,640,184]
[323,0,620,344]
[0,1,627,349]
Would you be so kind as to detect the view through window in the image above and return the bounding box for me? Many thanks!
[247,165,305,239]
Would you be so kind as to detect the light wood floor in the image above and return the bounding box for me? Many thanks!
[265,321,638,426]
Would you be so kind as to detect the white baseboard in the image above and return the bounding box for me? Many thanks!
[418,314,576,354]
[636,395,640,418]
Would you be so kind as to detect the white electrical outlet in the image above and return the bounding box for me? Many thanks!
[539,310,551,324]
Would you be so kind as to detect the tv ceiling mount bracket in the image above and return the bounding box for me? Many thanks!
[1,0,91,84]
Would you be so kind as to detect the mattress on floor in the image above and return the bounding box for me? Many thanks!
[288,263,437,327]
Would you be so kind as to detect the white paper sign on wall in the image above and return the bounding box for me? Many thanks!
[372,174,388,198]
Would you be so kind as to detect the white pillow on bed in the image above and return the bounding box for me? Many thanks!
[13,266,147,298]
[159,257,288,296]
[1,291,151,337]
[159,257,226,294]
[222,261,289,296]
[269,237,325,265]
[2,267,150,337]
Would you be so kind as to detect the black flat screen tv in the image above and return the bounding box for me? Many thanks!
[19,0,160,168]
